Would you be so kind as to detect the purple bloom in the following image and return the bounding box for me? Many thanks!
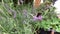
[13,11,16,18]
[22,9,28,17]
[33,15,42,21]
[33,13,43,21]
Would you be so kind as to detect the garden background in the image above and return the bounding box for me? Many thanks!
[0,0,60,34]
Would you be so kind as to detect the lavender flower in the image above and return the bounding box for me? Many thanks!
[33,15,42,21]
[4,4,16,18]
[33,13,43,21]
[13,11,16,18]
[22,9,28,18]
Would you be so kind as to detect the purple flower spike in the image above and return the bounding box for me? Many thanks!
[33,15,42,21]
[22,9,28,17]
[33,13,43,21]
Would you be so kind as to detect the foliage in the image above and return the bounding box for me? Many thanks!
[0,0,60,34]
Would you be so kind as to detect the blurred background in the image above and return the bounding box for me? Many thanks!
[0,0,60,34]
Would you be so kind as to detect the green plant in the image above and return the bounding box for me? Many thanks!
[0,0,60,34]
